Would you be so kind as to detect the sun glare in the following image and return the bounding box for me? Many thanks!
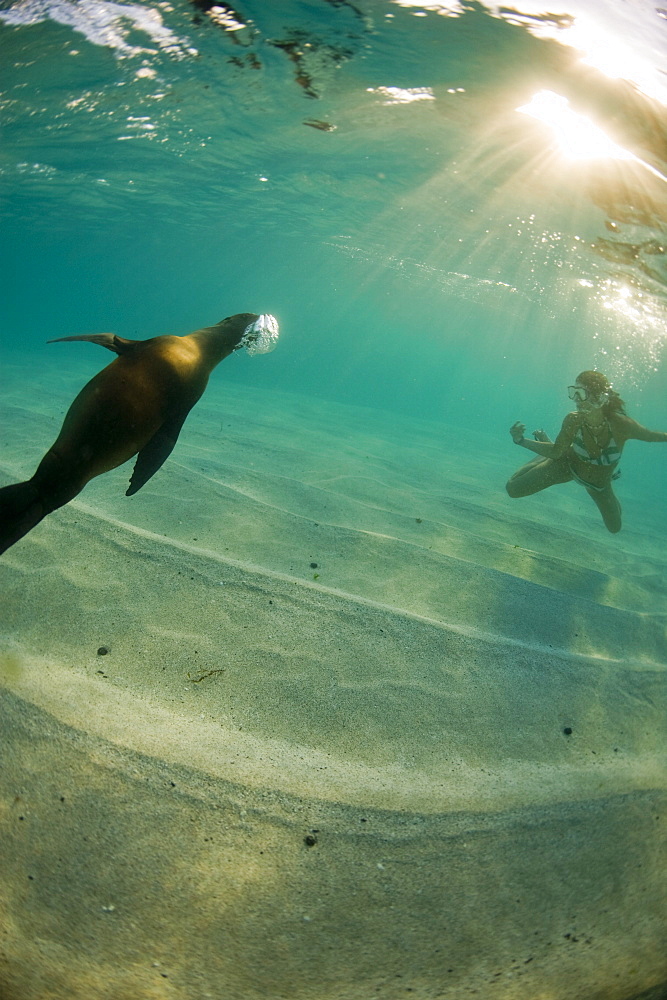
[516,90,634,161]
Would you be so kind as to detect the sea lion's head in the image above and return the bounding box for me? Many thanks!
[198,313,280,364]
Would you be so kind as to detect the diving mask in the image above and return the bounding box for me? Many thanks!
[239,314,280,356]
[568,384,608,408]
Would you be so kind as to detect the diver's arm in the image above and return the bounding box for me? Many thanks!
[616,415,667,443]
[515,437,554,457]
[510,415,576,458]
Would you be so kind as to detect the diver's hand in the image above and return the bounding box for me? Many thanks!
[532,428,551,443]
[510,421,525,443]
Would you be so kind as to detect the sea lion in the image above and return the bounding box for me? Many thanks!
[0,312,279,555]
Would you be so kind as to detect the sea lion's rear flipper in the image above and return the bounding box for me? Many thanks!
[0,481,46,555]
[125,413,190,497]
[47,334,141,356]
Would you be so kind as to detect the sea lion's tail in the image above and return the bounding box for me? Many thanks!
[0,480,48,555]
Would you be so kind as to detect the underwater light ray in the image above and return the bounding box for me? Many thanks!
[349,142,663,372]
[320,73,666,371]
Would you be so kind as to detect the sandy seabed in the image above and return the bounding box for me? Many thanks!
[0,354,665,1000]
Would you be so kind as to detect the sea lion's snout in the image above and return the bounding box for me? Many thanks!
[239,313,280,356]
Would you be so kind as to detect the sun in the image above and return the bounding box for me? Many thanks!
[516,90,635,161]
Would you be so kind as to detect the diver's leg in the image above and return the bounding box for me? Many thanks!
[506,456,572,498]
[586,485,622,533]
[506,432,556,485]
[507,455,544,478]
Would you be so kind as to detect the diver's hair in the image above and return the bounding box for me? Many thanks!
[576,370,626,415]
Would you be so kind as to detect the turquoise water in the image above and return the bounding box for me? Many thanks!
[1,2,667,998]
[2,0,666,441]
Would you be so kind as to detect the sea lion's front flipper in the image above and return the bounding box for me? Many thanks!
[125,412,190,496]
[47,334,141,356]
